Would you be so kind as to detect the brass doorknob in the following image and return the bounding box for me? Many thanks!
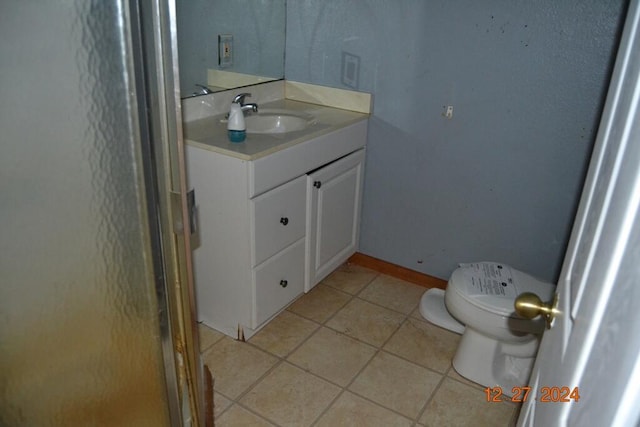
[514,292,559,329]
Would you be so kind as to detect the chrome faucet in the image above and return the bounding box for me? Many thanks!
[193,83,213,95]
[233,92,258,113]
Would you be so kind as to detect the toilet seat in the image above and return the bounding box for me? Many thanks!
[446,262,555,337]
[447,262,555,319]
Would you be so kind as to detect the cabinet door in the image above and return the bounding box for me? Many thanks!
[306,149,365,291]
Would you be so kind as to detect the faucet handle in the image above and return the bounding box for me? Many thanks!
[233,92,252,104]
[195,84,213,94]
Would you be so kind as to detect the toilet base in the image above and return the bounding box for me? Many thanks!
[419,288,465,334]
[420,289,538,396]
[453,328,537,397]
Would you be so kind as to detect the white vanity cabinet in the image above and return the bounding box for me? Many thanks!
[186,119,367,339]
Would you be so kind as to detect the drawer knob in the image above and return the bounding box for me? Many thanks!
[280,279,288,288]
[313,181,322,189]
[280,217,289,226]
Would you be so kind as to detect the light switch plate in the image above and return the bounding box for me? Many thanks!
[218,34,233,68]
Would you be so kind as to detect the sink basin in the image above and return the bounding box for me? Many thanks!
[245,109,314,134]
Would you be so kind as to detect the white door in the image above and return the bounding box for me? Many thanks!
[306,149,365,290]
[518,2,640,426]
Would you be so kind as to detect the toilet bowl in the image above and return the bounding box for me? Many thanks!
[420,262,554,395]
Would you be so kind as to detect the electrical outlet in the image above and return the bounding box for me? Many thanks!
[444,105,454,119]
[218,34,233,68]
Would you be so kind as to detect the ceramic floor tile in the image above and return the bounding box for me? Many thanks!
[447,364,484,389]
[249,311,319,357]
[320,263,378,295]
[315,391,413,427]
[213,392,233,420]
[359,274,427,314]
[216,405,275,427]
[240,362,341,427]
[411,306,424,320]
[198,323,225,352]
[349,351,442,419]
[326,298,405,347]
[384,318,460,373]
[287,284,351,323]
[202,337,278,399]
[287,327,376,386]
[419,378,515,427]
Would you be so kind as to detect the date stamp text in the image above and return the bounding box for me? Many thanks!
[484,386,580,403]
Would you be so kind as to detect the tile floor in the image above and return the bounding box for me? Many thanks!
[199,263,520,426]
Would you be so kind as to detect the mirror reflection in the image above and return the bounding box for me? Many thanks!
[176,0,286,98]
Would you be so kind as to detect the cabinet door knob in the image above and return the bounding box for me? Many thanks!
[280,280,288,288]
[280,217,289,226]
[313,181,322,189]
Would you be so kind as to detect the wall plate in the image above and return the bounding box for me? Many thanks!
[218,34,233,68]
[341,51,360,90]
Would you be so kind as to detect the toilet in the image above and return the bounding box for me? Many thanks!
[420,262,555,395]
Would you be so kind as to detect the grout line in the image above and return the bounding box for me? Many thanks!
[414,368,449,424]
[197,323,226,353]
[340,345,418,423]
[212,395,233,420]
[285,283,354,325]
[245,312,323,360]
[232,401,280,426]
[308,388,345,427]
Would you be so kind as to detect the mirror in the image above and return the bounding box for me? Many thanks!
[176,0,286,98]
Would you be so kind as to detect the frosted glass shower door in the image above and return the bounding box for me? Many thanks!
[0,1,189,425]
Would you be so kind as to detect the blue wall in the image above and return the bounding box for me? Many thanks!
[286,0,627,282]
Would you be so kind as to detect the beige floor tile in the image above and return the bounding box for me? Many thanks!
[447,364,484,389]
[216,405,275,427]
[326,298,405,347]
[359,275,427,314]
[202,337,278,399]
[315,391,413,427]
[287,327,376,386]
[198,323,225,352]
[420,378,515,427]
[287,284,351,323]
[213,392,232,419]
[240,362,341,427]
[411,306,424,320]
[349,351,442,419]
[321,263,378,295]
[249,311,319,357]
[383,318,460,373]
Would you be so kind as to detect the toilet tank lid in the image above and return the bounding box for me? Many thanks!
[448,262,555,318]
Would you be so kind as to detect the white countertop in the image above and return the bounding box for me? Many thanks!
[183,99,368,161]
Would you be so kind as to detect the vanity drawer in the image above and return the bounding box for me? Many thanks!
[253,238,305,327]
[251,175,306,266]
[249,119,367,197]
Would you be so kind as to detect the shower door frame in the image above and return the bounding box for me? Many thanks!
[131,0,204,424]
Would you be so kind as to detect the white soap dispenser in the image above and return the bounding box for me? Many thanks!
[227,102,246,143]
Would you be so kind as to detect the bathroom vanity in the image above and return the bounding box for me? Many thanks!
[184,95,368,339]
